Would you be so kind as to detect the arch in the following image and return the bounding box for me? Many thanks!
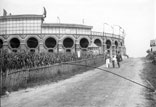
[9,38,20,49]
[27,37,38,48]
[106,39,111,49]
[45,37,57,48]
[63,37,74,48]
[94,38,102,46]
[115,41,118,48]
[80,38,89,48]
[0,39,3,49]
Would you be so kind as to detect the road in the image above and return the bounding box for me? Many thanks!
[1,58,149,107]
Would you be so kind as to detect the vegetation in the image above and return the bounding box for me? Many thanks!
[0,50,96,72]
[141,58,156,106]
[0,50,104,95]
[143,49,156,106]
[146,49,156,64]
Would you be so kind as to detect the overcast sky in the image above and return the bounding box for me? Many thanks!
[0,0,155,57]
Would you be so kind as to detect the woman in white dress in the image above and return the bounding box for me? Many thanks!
[105,53,110,68]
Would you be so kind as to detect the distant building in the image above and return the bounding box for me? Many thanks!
[150,39,156,52]
[0,8,126,56]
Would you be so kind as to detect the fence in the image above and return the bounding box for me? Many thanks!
[1,55,105,93]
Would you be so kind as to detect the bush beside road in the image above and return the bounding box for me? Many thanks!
[0,50,96,72]
[141,57,156,107]
[0,50,105,96]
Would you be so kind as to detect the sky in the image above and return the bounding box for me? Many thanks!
[0,0,155,57]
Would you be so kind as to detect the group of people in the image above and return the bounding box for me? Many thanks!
[105,52,122,68]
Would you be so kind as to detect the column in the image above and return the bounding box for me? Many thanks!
[75,39,80,53]
[39,43,45,53]
[111,41,115,56]
[3,41,10,52]
[103,40,107,54]
[57,39,63,53]
[20,43,27,52]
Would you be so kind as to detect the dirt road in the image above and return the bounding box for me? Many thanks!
[1,58,150,107]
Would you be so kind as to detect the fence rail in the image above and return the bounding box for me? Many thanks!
[1,55,105,94]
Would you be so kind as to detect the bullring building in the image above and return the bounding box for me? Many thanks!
[0,9,126,56]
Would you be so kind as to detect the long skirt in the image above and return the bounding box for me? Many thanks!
[106,59,110,68]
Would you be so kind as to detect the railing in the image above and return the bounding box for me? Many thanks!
[105,33,113,37]
[1,55,105,93]
[91,31,124,39]
[92,31,103,36]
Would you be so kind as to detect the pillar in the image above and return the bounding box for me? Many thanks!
[39,43,45,52]
[57,39,63,53]
[3,41,10,52]
[75,39,80,53]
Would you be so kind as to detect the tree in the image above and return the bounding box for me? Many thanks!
[146,49,151,54]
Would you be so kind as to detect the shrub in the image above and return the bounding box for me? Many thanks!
[0,50,96,72]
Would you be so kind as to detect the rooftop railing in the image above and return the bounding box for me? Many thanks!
[91,31,124,39]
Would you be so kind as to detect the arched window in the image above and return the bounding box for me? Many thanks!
[106,40,111,49]
[94,39,102,46]
[45,37,57,48]
[80,38,89,48]
[10,38,20,48]
[63,37,74,48]
[27,37,38,48]
[115,41,118,49]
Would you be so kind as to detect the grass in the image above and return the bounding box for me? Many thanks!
[5,60,104,93]
[141,58,156,106]
[142,59,156,90]
[27,61,103,87]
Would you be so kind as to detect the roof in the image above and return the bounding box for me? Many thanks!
[0,14,44,20]
[42,23,93,29]
[150,39,156,47]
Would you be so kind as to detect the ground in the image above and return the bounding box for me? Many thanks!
[1,58,156,107]
[141,58,156,107]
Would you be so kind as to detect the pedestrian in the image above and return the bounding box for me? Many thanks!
[105,53,110,68]
[112,55,116,68]
[116,52,122,68]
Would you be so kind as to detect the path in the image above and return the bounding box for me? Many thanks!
[1,58,148,107]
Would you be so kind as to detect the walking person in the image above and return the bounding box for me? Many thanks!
[116,52,122,68]
[112,55,116,68]
[105,53,110,68]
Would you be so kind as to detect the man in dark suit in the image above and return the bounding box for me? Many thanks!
[116,52,122,68]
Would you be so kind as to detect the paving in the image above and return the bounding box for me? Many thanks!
[1,58,149,107]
